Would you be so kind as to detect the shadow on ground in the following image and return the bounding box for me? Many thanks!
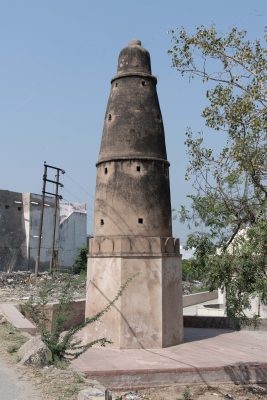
[184,327,235,342]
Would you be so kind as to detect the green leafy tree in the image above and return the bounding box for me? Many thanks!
[182,259,202,282]
[168,26,267,324]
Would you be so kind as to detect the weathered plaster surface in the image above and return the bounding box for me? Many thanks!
[86,40,183,349]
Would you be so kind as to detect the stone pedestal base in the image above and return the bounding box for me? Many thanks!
[84,236,183,349]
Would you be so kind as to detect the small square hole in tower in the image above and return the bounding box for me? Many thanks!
[138,218,143,224]
[108,114,112,121]
[141,80,146,86]
[100,219,104,225]
[136,166,141,172]
[104,167,108,174]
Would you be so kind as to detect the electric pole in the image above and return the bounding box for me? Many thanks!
[35,161,65,276]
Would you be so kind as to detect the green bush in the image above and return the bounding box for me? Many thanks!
[72,246,88,274]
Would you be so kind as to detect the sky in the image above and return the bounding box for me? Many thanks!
[0,0,266,244]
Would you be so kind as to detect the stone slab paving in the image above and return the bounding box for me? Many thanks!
[72,328,267,389]
[0,303,36,334]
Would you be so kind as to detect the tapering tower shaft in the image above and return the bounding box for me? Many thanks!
[85,40,183,349]
[94,39,172,237]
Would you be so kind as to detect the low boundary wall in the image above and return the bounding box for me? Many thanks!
[183,290,218,307]
[183,315,267,331]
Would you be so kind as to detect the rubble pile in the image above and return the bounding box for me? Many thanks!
[182,280,206,295]
[0,271,86,303]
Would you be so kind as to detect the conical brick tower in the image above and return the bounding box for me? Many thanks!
[85,40,183,349]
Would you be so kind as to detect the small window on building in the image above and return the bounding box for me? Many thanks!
[104,167,108,174]
[138,218,143,224]
[115,82,118,87]
[100,219,104,225]
[141,80,146,86]
[17,207,22,211]
[5,205,9,209]
[108,114,112,121]
[136,166,141,172]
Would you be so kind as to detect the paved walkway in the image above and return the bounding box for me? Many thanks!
[0,359,39,400]
[72,328,267,389]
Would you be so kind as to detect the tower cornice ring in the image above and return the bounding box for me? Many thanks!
[111,72,157,84]
[96,156,170,167]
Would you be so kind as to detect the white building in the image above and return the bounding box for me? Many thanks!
[0,189,87,271]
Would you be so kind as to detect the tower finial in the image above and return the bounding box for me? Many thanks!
[128,39,142,46]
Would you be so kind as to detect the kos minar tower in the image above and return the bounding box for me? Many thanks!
[85,40,183,349]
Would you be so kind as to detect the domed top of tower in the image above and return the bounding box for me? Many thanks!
[117,39,152,75]
[97,39,168,164]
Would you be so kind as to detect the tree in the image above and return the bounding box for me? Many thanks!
[168,26,267,324]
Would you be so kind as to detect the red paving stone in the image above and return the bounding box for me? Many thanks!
[72,328,267,388]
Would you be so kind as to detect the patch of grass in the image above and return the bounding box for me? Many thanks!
[191,286,209,293]
[7,344,20,353]
[73,372,85,384]
[182,386,191,400]
[0,322,27,360]
[53,359,68,369]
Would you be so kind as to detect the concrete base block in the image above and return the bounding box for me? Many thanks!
[85,252,183,349]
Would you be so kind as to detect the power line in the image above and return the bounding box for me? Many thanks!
[64,173,95,202]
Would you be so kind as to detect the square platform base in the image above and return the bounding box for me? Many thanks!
[85,253,183,349]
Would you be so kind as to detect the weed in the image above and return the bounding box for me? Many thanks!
[7,344,19,353]
[23,273,136,364]
[73,372,84,384]
[182,386,191,400]
[16,354,22,362]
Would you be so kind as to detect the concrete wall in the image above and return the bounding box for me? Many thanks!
[59,202,87,268]
[43,299,85,332]
[183,290,218,307]
[0,190,27,271]
[27,193,58,270]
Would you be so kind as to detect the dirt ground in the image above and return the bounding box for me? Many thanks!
[119,383,267,399]
[0,322,98,400]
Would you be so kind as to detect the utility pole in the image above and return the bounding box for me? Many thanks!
[35,163,47,277]
[35,162,65,276]
[50,168,60,273]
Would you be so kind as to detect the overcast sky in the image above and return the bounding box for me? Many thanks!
[1,0,266,243]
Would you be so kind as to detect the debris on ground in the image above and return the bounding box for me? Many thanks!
[0,270,206,303]
[0,271,86,303]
